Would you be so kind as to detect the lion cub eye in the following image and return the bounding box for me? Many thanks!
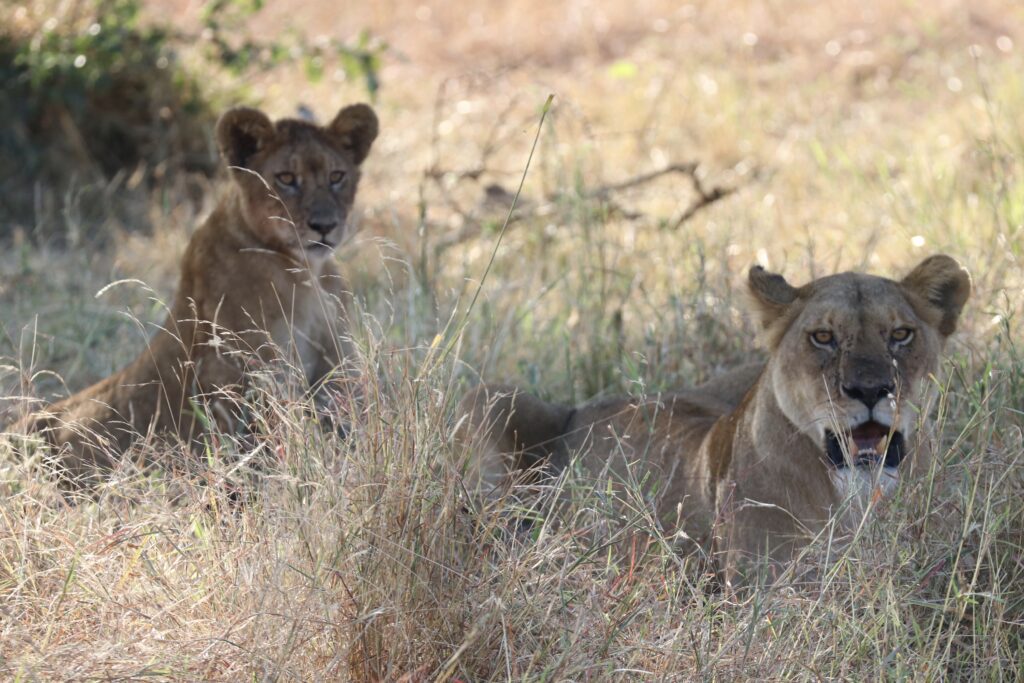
[275,172,298,188]
[890,327,914,346]
[809,330,836,348]
[329,170,346,187]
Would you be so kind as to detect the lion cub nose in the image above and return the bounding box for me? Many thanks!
[307,218,337,236]
[841,382,895,409]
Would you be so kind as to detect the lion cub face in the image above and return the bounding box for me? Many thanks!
[215,104,379,260]
[748,256,970,495]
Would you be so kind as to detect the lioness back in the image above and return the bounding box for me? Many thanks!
[14,103,380,482]
[455,255,970,584]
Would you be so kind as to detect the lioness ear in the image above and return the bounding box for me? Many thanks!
[900,254,971,336]
[747,265,798,328]
[216,107,275,169]
[329,103,379,165]
[747,266,801,347]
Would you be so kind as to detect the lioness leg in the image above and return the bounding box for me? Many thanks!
[715,504,811,589]
[454,384,573,494]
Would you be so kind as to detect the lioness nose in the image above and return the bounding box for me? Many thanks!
[841,382,895,409]
[307,219,337,236]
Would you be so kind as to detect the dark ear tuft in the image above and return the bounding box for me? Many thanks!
[215,107,275,169]
[747,266,801,347]
[747,265,798,328]
[900,254,971,336]
[328,103,379,165]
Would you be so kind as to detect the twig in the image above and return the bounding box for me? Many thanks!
[670,181,738,230]
[424,87,748,257]
[585,162,699,198]
[430,159,744,256]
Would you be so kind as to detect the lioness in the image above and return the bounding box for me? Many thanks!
[456,255,970,584]
[15,103,379,481]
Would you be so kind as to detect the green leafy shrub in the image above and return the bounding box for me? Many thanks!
[0,0,216,242]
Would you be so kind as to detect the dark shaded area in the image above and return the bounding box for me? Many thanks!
[0,1,218,245]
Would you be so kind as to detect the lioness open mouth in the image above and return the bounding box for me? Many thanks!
[825,421,906,469]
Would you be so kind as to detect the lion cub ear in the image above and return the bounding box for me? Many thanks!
[747,265,799,345]
[329,103,379,165]
[900,254,971,337]
[216,107,276,169]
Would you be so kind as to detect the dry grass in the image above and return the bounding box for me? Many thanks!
[2,0,1023,679]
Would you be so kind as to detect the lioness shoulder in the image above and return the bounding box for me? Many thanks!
[455,255,970,584]
[15,103,379,482]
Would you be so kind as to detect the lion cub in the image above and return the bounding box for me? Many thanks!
[17,103,378,481]
[457,255,970,585]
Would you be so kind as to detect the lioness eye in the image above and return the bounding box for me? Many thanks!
[890,327,914,345]
[810,330,835,348]
[329,170,345,186]
[276,172,297,187]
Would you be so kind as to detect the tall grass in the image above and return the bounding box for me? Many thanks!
[2,0,1023,679]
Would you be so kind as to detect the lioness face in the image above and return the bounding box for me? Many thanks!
[215,104,379,260]
[749,256,970,496]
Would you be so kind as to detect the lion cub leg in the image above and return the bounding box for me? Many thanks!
[15,365,169,486]
[454,384,574,496]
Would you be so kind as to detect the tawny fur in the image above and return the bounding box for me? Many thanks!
[14,103,379,481]
[456,256,970,584]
